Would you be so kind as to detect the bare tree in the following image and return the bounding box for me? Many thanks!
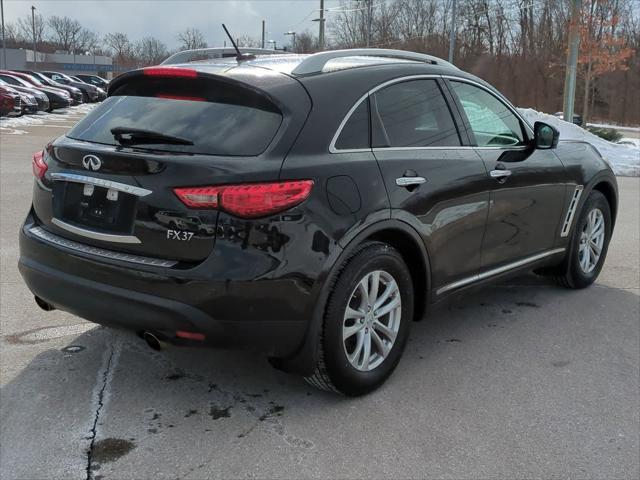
[74,29,99,54]
[294,31,318,53]
[104,32,135,65]
[3,22,21,46]
[136,37,169,66]
[16,12,46,45]
[47,15,82,52]
[236,35,260,48]
[177,28,207,50]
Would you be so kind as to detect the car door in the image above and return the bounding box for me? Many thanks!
[369,77,492,293]
[445,79,568,270]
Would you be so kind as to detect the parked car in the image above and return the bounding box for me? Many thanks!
[75,74,109,89]
[16,90,39,114]
[41,71,104,102]
[0,71,71,110]
[0,85,22,116]
[14,70,84,105]
[554,111,584,126]
[18,49,618,396]
[0,78,49,112]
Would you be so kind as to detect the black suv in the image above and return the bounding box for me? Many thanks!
[19,49,617,396]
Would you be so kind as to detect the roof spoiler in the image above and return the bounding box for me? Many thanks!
[161,47,279,65]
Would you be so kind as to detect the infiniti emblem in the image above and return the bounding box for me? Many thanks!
[82,154,102,171]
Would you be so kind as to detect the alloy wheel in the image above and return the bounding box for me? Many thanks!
[578,208,605,273]
[342,270,402,372]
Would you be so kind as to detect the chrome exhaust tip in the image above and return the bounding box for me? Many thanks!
[34,296,55,312]
[143,331,166,351]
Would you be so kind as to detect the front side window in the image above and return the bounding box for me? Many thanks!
[372,79,461,148]
[450,81,525,147]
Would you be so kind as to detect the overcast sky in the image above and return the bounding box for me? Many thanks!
[3,0,343,50]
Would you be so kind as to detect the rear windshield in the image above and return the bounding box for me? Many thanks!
[67,86,282,156]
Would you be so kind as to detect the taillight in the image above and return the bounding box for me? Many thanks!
[143,67,198,78]
[174,180,314,218]
[156,93,205,102]
[32,150,47,180]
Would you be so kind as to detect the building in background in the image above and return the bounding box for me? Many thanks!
[2,48,127,79]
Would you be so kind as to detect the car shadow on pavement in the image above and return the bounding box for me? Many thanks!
[2,274,638,479]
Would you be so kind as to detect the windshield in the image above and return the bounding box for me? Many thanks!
[23,74,44,86]
[67,94,282,156]
[0,75,31,88]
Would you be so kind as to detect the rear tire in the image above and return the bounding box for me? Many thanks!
[554,190,611,289]
[305,241,413,396]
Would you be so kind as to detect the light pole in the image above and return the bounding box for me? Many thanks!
[1,0,7,69]
[448,0,457,64]
[366,0,372,47]
[312,0,325,50]
[563,0,582,123]
[31,5,37,69]
[285,31,296,52]
[261,20,265,49]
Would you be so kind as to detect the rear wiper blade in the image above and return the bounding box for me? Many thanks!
[110,127,193,146]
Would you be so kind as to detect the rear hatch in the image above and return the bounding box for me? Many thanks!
[31,65,310,265]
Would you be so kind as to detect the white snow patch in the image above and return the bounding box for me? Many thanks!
[0,103,97,130]
[519,108,640,177]
[587,122,640,133]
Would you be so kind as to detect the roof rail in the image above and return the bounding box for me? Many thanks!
[161,47,279,65]
[291,48,457,75]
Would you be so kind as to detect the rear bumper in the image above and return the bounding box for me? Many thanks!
[19,220,311,357]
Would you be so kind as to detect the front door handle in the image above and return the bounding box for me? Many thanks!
[490,169,512,179]
[396,176,427,187]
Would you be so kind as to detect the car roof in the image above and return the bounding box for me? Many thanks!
[161,48,461,77]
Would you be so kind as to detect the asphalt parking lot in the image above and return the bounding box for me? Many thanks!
[1,110,639,480]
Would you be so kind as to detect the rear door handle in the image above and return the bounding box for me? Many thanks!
[396,176,427,187]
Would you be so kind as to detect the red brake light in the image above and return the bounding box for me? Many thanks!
[156,93,205,102]
[174,180,314,218]
[176,330,206,341]
[32,150,47,180]
[143,67,198,78]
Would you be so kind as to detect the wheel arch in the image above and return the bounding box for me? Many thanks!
[591,179,618,228]
[365,227,430,322]
[272,219,431,376]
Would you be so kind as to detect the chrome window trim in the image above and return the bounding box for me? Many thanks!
[330,74,533,154]
[560,185,584,237]
[329,74,441,154]
[436,248,566,295]
[28,226,176,267]
[49,173,152,197]
[52,218,142,244]
[371,146,529,152]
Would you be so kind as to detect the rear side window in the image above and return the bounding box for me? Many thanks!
[335,99,370,150]
[67,77,282,156]
[372,79,461,148]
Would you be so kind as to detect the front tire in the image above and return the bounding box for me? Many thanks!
[305,241,413,396]
[555,190,612,289]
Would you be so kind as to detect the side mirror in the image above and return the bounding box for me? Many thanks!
[534,121,559,149]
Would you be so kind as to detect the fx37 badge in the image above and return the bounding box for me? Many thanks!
[167,230,194,241]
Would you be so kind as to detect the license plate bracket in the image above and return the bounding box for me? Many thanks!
[53,181,138,234]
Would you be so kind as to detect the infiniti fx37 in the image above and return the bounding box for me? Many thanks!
[19,49,617,395]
